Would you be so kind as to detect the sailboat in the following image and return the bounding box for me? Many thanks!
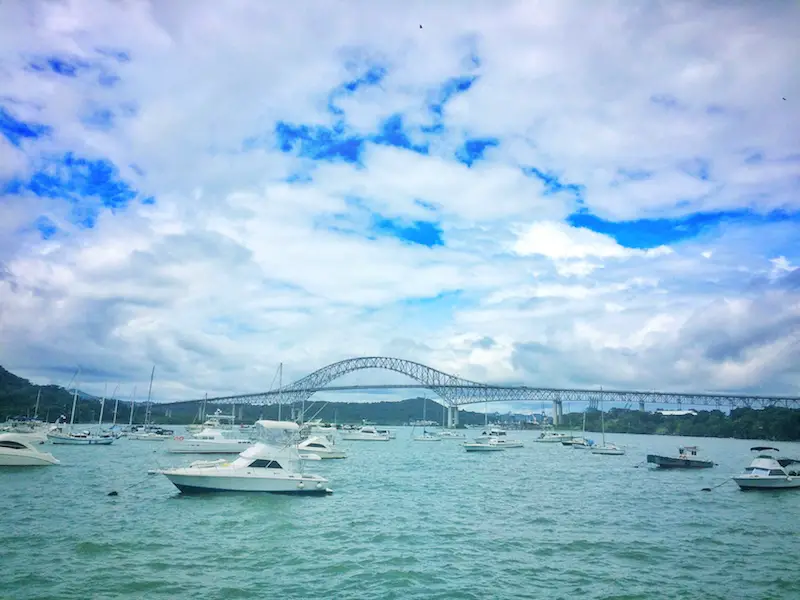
[413,397,441,442]
[47,384,115,445]
[570,410,594,449]
[129,367,174,440]
[591,398,625,455]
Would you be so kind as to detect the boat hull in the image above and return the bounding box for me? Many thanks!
[647,454,713,469]
[162,471,331,494]
[463,443,504,452]
[0,450,60,466]
[733,476,800,490]
[340,435,390,441]
[592,447,625,455]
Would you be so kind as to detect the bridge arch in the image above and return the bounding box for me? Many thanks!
[277,356,489,406]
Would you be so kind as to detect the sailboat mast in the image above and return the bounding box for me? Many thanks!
[69,386,78,430]
[277,362,283,421]
[113,394,119,426]
[600,396,606,446]
[144,366,155,426]
[98,383,107,425]
[34,388,41,420]
[129,386,136,426]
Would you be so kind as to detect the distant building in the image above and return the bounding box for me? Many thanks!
[656,409,698,416]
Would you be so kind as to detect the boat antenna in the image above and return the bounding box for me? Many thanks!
[34,388,41,420]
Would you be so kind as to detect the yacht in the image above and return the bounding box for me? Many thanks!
[375,428,396,440]
[297,435,346,459]
[158,420,332,494]
[0,434,60,466]
[341,426,390,441]
[733,447,800,490]
[168,429,254,454]
[475,427,510,443]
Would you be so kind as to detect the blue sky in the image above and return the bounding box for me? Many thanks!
[0,1,799,408]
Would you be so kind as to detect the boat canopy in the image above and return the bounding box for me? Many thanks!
[750,446,779,452]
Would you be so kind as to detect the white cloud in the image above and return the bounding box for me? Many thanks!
[0,0,798,403]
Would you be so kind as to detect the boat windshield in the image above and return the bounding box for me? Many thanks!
[0,440,28,450]
[248,459,283,469]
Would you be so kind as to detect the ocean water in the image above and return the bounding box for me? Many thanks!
[2,428,800,600]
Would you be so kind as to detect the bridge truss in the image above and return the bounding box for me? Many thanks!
[168,356,799,410]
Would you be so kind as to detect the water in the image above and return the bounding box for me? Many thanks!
[3,429,800,599]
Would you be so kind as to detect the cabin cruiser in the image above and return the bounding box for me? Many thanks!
[647,446,714,469]
[168,428,254,454]
[733,447,800,490]
[486,436,523,449]
[0,417,49,444]
[0,434,60,466]
[305,419,337,434]
[534,430,572,443]
[375,428,396,440]
[158,420,332,494]
[297,435,346,459]
[341,426,390,441]
[570,437,595,449]
[475,427,509,443]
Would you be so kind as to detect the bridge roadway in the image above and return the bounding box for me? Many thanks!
[154,356,799,427]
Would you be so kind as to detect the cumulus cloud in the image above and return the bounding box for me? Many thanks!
[0,0,798,406]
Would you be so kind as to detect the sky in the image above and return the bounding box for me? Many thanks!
[0,0,799,411]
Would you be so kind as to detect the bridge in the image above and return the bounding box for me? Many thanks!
[164,356,799,426]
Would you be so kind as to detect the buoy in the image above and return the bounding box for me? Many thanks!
[108,491,118,496]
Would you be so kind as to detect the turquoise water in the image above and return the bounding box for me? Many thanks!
[3,429,800,599]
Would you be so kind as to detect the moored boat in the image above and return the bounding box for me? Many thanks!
[0,434,60,466]
[646,446,713,469]
[733,447,800,490]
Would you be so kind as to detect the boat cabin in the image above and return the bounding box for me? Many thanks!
[679,446,699,458]
[247,459,283,469]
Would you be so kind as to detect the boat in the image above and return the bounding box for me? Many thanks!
[375,428,396,439]
[159,420,332,494]
[733,447,800,490]
[0,434,60,466]
[646,446,714,469]
[534,430,572,443]
[46,388,115,445]
[437,430,466,439]
[128,426,174,441]
[590,399,625,455]
[297,435,346,459]
[413,398,442,442]
[167,429,254,454]
[570,411,594,449]
[487,437,523,449]
[463,442,505,452]
[341,426,390,441]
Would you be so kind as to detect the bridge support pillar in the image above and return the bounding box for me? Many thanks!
[553,400,563,426]
[448,406,459,428]
[639,399,646,412]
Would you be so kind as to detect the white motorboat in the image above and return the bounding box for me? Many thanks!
[159,420,332,494]
[487,436,523,449]
[341,426,390,441]
[128,427,173,441]
[297,435,346,459]
[437,430,466,439]
[733,447,800,490]
[590,400,625,455]
[168,429,254,454]
[534,430,572,443]
[475,428,511,443]
[464,442,505,452]
[0,434,60,466]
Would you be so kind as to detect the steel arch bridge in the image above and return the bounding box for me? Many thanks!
[174,356,799,411]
